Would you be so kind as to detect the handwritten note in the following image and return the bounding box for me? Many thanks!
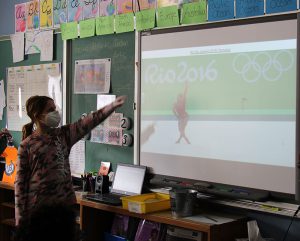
[157,6,179,28]
[15,3,26,33]
[181,1,207,24]
[96,16,115,35]
[266,0,297,14]
[208,0,234,21]
[61,22,79,40]
[26,0,40,31]
[53,0,68,28]
[10,33,25,63]
[115,13,134,33]
[136,9,156,31]
[80,19,95,38]
[68,0,83,22]
[236,0,264,18]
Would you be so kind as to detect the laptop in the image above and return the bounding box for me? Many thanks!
[85,163,146,206]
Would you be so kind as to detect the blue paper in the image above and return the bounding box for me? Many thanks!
[208,0,234,21]
[266,0,297,14]
[236,0,264,18]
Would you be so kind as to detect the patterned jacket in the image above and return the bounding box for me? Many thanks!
[15,103,116,225]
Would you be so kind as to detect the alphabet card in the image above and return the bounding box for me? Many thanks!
[135,0,156,11]
[15,3,26,33]
[40,0,54,29]
[68,0,84,22]
[53,0,68,28]
[26,0,40,31]
[117,0,135,14]
[83,0,100,19]
[99,0,117,16]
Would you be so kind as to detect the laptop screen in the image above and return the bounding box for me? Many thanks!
[111,164,146,195]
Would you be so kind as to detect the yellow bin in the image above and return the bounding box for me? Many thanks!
[121,193,170,214]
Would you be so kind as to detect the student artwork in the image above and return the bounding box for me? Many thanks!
[53,0,68,28]
[135,0,156,11]
[266,0,297,14]
[15,3,26,33]
[117,0,135,14]
[99,0,116,16]
[157,0,178,8]
[74,59,111,94]
[83,0,99,19]
[208,0,234,21]
[236,0,264,18]
[68,0,84,22]
[40,0,54,29]
[26,0,40,31]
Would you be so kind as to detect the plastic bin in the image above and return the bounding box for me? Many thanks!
[121,193,170,214]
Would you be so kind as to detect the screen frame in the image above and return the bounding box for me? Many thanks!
[135,13,300,201]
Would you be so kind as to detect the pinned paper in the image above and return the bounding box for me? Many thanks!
[99,0,116,16]
[80,19,95,38]
[136,9,156,31]
[53,0,68,28]
[61,22,79,40]
[68,0,83,22]
[157,6,179,28]
[40,0,53,29]
[181,1,207,24]
[26,0,40,31]
[96,16,115,35]
[10,33,24,63]
[208,0,234,21]
[115,13,135,33]
[15,3,26,33]
[83,0,99,19]
[69,140,85,178]
[236,0,264,18]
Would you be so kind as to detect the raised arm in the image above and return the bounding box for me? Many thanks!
[66,96,126,147]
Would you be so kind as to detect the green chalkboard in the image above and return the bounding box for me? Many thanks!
[70,32,135,173]
[0,34,63,147]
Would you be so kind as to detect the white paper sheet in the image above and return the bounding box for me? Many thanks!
[6,63,62,131]
[69,140,86,177]
[10,33,24,63]
[0,80,5,120]
[25,30,53,61]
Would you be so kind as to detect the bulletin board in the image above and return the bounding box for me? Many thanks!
[69,32,135,172]
[0,33,63,146]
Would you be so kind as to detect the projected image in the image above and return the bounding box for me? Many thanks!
[140,40,296,168]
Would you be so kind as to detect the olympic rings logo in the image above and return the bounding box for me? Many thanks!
[232,50,294,83]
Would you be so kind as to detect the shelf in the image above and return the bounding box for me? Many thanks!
[1,202,15,209]
[1,218,15,227]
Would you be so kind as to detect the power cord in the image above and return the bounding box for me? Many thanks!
[282,205,300,241]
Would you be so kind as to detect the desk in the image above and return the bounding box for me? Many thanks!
[80,199,247,241]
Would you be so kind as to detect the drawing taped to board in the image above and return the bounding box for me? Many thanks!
[74,58,111,94]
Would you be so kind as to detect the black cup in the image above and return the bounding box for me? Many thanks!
[170,189,197,218]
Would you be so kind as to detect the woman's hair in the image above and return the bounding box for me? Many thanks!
[22,95,53,140]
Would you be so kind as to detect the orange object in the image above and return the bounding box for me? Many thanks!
[1,146,18,184]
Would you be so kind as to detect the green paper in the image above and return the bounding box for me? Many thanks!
[115,13,134,33]
[136,9,156,31]
[157,6,179,28]
[96,16,115,35]
[61,22,78,40]
[181,2,207,24]
[79,19,95,38]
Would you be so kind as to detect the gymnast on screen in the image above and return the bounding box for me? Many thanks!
[173,81,190,144]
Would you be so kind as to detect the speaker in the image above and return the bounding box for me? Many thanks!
[95,175,109,194]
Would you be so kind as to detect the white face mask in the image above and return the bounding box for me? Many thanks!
[44,111,61,128]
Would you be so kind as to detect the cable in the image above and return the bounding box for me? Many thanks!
[282,205,300,241]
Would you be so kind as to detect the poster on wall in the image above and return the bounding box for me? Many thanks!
[15,3,26,33]
[26,0,40,31]
[74,59,111,94]
[83,0,99,19]
[68,0,83,22]
[40,0,54,29]
[53,0,68,28]
[6,63,62,131]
